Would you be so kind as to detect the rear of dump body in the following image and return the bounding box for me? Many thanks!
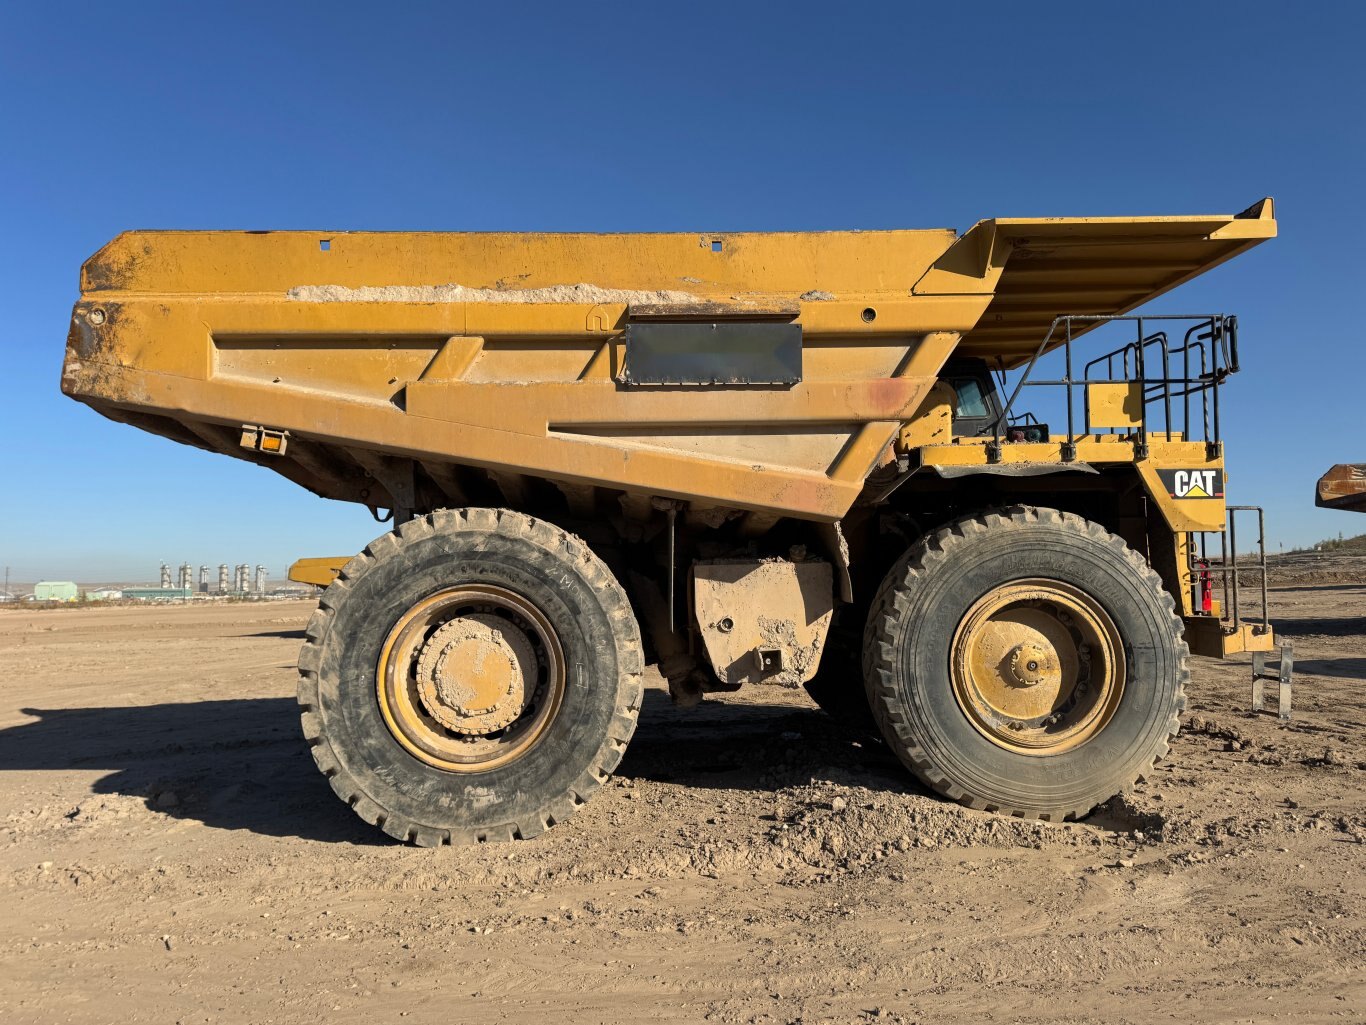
[1317,464,1366,513]
[61,202,1275,523]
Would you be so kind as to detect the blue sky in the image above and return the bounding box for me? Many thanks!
[2,1,1363,582]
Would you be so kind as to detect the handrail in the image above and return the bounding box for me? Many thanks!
[989,313,1238,462]
[1191,505,1270,637]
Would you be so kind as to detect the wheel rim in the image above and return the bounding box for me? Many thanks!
[950,578,1124,755]
[377,584,566,773]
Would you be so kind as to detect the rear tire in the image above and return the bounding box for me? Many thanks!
[864,505,1187,820]
[297,508,643,845]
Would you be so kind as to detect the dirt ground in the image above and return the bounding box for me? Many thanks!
[1,587,1363,1025]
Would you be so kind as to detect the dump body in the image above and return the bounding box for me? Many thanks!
[1316,464,1366,513]
[61,202,1275,523]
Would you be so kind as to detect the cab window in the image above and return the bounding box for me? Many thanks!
[950,378,989,418]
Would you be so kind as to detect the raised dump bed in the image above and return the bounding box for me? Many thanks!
[63,200,1281,845]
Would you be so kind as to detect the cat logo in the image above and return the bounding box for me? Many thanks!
[1157,468,1224,500]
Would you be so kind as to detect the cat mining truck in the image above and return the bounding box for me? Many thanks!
[62,199,1283,845]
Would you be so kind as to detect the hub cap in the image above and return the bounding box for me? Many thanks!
[415,613,536,735]
[950,579,1124,754]
[377,585,566,772]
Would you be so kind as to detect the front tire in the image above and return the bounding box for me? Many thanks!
[297,508,643,845]
[864,506,1187,820]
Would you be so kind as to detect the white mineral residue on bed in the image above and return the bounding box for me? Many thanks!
[287,283,701,304]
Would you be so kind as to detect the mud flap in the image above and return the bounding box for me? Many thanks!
[692,559,834,687]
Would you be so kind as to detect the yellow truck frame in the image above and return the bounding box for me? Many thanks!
[62,198,1279,845]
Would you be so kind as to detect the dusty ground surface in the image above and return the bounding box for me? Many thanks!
[1,589,1363,1025]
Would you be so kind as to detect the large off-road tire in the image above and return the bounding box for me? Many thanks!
[865,506,1187,820]
[297,508,643,846]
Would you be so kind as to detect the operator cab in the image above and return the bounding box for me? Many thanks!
[942,357,1052,443]
[942,358,1004,437]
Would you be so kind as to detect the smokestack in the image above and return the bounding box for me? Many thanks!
[218,564,229,593]
[160,563,171,588]
[199,566,209,593]
[254,565,266,594]
[178,562,192,590]
[236,564,249,593]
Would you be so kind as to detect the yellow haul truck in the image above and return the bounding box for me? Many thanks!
[62,199,1281,845]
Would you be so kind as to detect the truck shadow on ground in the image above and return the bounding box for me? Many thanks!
[618,690,1161,835]
[618,688,920,796]
[1271,583,1366,595]
[0,691,904,844]
[0,698,383,845]
[1279,616,1366,638]
[0,688,1152,842]
[1291,657,1366,681]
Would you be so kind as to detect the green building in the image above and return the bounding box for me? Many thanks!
[122,587,193,602]
[34,581,79,602]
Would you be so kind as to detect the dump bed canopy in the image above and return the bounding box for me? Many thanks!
[920,198,1277,367]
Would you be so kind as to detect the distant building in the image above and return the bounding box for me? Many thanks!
[272,583,316,596]
[34,581,79,602]
[123,587,193,602]
[86,588,124,601]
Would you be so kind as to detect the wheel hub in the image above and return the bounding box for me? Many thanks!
[1008,642,1056,687]
[950,579,1124,754]
[376,584,566,773]
[415,613,535,735]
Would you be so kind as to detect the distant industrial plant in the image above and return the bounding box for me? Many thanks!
[0,562,318,604]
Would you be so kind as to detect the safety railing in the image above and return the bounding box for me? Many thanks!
[989,314,1238,462]
[1190,505,1272,637]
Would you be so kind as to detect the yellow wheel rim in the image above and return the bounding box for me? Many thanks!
[377,585,566,773]
[950,579,1124,755]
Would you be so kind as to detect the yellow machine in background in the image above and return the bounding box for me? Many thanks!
[1317,464,1366,513]
[64,199,1280,845]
